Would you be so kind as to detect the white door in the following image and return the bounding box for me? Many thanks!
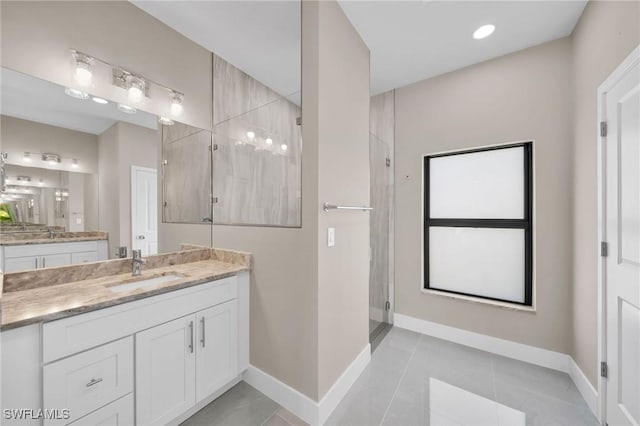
[195,300,238,402]
[135,315,196,425]
[131,166,158,256]
[603,49,640,426]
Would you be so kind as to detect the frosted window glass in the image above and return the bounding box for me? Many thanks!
[429,227,525,303]
[429,147,524,219]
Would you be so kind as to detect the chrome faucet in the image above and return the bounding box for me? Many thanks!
[48,227,55,239]
[132,249,147,276]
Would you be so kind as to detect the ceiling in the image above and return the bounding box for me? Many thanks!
[339,0,588,94]
[1,68,157,135]
[132,1,301,100]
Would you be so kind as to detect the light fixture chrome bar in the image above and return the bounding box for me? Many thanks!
[323,202,373,212]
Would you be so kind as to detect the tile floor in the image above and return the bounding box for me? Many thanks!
[182,327,599,426]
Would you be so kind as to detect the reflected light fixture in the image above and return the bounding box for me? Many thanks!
[473,24,495,40]
[39,179,44,186]
[72,51,94,87]
[246,131,255,140]
[170,91,184,117]
[281,144,288,152]
[117,103,136,114]
[71,159,79,169]
[42,153,61,165]
[64,87,89,100]
[23,152,32,162]
[92,96,108,105]
[158,116,174,126]
[127,75,145,103]
[265,137,273,145]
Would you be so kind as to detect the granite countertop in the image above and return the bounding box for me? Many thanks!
[1,247,251,331]
[0,231,109,246]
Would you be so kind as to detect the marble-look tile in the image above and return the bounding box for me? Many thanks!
[163,127,213,223]
[370,91,394,144]
[212,54,301,227]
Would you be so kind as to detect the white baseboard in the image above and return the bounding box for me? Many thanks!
[243,344,371,425]
[568,357,599,417]
[394,313,599,418]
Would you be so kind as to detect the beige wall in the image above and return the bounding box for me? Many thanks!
[1,1,212,131]
[571,0,640,386]
[315,0,370,398]
[395,38,574,353]
[1,115,98,173]
[98,124,120,255]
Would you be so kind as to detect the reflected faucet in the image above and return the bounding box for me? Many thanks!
[48,227,55,239]
[132,249,147,276]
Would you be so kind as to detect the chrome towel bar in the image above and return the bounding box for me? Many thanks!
[323,202,373,212]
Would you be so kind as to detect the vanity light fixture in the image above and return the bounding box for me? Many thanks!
[246,131,256,140]
[64,87,89,100]
[23,152,32,163]
[158,116,174,126]
[71,159,79,169]
[38,179,44,186]
[473,24,495,40]
[265,137,273,145]
[117,103,137,114]
[72,51,94,87]
[170,91,184,117]
[127,75,146,104]
[42,153,61,165]
[281,144,288,152]
[92,96,108,105]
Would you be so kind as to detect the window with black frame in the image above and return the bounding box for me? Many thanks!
[424,142,533,306]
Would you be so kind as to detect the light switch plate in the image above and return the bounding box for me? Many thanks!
[328,227,335,247]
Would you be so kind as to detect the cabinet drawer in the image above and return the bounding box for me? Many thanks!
[71,251,98,264]
[43,337,133,425]
[67,394,133,426]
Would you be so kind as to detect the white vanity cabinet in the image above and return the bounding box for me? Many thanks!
[1,240,108,273]
[1,272,249,426]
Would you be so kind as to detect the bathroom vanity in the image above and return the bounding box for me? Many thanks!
[0,247,251,426]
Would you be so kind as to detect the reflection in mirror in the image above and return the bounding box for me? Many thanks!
[0,67,212,273]
[135,1,302,227]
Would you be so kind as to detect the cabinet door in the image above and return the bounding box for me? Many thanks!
[3,256,39,272]
[41,253,71,269]
[196,300,238,402]
[136,315,196,425]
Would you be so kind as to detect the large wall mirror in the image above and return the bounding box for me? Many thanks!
[139,1,302,227]
[0,67,212,272]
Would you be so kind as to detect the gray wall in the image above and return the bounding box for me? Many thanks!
[395,38,574,354]
[571,0,640,386]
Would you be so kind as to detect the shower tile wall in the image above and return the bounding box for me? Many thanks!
[369,90,395,333]
[162,122,213,223]
[212,54,302,227]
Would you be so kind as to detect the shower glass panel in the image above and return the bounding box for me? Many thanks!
[369,131,391,338]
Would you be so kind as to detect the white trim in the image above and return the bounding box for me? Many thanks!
[568,357,599,417]
[395,313,566,371]
[317,344,371,424]
[395,314,599,417]
[243,344,371,426]
[596,43,640,426]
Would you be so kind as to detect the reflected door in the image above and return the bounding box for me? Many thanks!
[369,132,391,338]
[604,52,640,426]
[132,166,158,256]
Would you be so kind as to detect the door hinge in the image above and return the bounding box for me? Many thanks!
[212,197,219,204]
[385,301,391,311]
[162,159,168,166]
[601,241,609,257]
[601,361,608,378]
[213,144,218,151]
[600,121,608,137]
[296,116,302,126]
[385,158,391,167]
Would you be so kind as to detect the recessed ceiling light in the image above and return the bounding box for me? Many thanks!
[64,87,89,100]
[265,137,273,145]
[117,103,136,114]
[246,131,255,140]
[92,96,108,105]
[280,144,288,152]
[71,159,79,169]
[473,24,495,40]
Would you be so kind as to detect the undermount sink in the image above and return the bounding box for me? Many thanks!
[107,273,184,293]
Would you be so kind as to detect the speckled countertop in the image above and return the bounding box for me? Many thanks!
[0,246,251,331]
[0,231,109,246]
